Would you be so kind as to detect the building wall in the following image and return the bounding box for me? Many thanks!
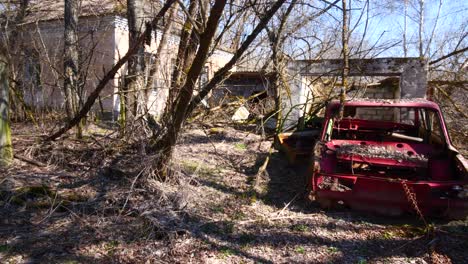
[17,15,234,120]
[192,48,235,108]
[355,79,399,120]
[284,59,427,130]
[18,15,117,115]
[113,16,181,118]
[214,72,270,103]
[206,49,234,78]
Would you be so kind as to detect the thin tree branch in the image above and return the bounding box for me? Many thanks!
[46,0,176,141]
[175,0,202,35]
[429,46,468,66]
[186,0,288,116]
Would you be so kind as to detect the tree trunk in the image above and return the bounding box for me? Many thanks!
[268,0,296,132]
[418,0,425,58]
[271,50,283,132]
[167,0,199,105]
[145,3,178,103]
[6,0,31,122]
[125,0,146,126]
[64,0,82,137]
[0,0,29,165]
[150,0,227,178]
[339,0,349,119]
[0,53,13,166]
[403,0,408,57]
[47,0,176,141]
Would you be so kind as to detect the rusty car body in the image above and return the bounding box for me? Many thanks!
[281,99,468,218]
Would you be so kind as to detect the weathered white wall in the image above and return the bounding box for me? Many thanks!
[17,14,234,120]
[291,58,427,98]
[284,58,428,129]
[18,15,117,114]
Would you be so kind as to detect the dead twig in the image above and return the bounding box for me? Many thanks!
[88,134,106,149]
[14,154,47,167]
[276,192,300,216]
[237,214,319,225]
[36,197,62,225]
[391,235,425,253]
[61,205,106,237]
[253,146,273,190]
[121,169,145,215]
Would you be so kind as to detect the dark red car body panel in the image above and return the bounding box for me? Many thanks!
[310,99,468,218]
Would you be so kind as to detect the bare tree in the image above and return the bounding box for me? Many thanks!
[339,0,349,119]
[167,0,200,106]
[0,51,12,166]
[418,0,424,58]
[47,0,177,141]
[64,0,82,137]
[149,0,228,178]
[264,0,297,131]
[148,0,289,179]
[145,2,179,103]
[124,0,147,128]
[403,0,408,57]
[186,0,288,116]
[1,0,35,122]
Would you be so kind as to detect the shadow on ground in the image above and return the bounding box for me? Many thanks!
[1,124,467,263]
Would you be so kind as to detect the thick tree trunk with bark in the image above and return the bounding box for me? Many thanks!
[167,0,199,105]
[339,0,349,119]
[0,53,12,166]
[150,0,227,178]
[145,3,178,102]
[125,0,146,124]
[64,0,82,136]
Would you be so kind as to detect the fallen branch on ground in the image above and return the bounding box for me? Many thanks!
[253,145,273,190]
[236,214,320,225]
[14,154,47,167]
[276,192,301,216]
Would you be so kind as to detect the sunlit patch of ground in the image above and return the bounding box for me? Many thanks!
[0,122,466,263]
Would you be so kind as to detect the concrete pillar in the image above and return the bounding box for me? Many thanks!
[281,66,306,130]
[399,59,427,98]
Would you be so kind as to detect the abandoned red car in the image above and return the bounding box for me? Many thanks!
[305,99,467,218]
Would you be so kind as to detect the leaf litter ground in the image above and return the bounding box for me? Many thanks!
[0,122,466,263]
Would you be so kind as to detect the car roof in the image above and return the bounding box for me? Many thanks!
[328,98,440,109]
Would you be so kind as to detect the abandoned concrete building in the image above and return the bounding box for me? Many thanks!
[206,57,429,128]
[9,0,431,127]
[11,0,234,119]
[281,58,428,128]
[211,71,273,104]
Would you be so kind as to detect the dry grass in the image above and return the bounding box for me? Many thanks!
[0,121,466,263]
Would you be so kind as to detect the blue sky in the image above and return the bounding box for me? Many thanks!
[316,0,468,59]
[351,0,467,58]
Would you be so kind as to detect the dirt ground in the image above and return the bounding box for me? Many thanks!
[1,122,467,263]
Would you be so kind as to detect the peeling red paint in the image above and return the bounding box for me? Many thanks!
[286,99,468,218]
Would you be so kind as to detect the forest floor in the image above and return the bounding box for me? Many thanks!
[1,121,467,263]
